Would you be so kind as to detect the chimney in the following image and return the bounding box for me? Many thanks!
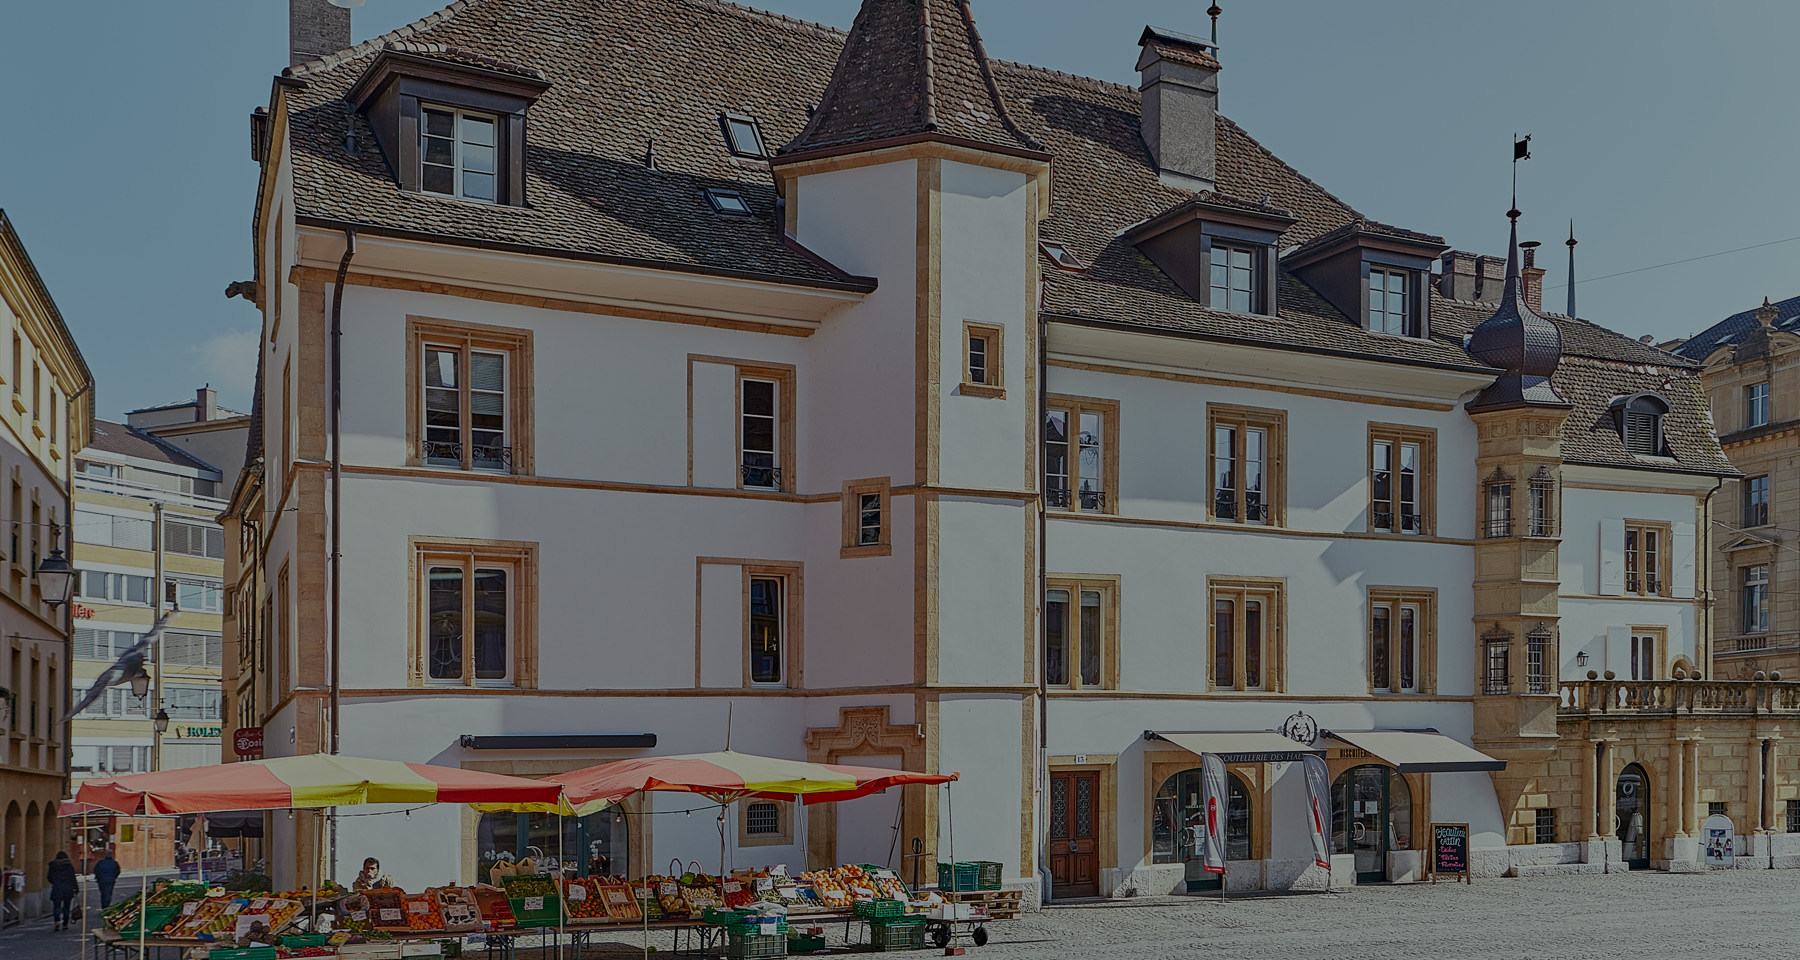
[1437,251,1478,300]
[1474,255,1507,302]
[290,0,351,69]
[1520,241,1544,314]
[1137,27,1220,191]
[196,386,218,422]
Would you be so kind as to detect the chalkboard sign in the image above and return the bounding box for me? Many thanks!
[1431,822,1470,884]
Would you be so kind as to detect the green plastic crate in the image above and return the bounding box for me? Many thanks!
[499,874,562,927]
[725,932,788,959]
[853,899,906,919]
[870,917,927,952]
[974,861,1002,890]
[787,933,826,954]
[280,935,333,948]
[703,906,755,925]
[208,948,278,960]
[935,862,979,892]
[727,918,788,939]
[116,904,183,939]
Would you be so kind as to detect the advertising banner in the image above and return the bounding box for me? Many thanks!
[1302,754,1332,869]
[1200,753,1228,876]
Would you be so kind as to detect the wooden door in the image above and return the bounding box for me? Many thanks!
[1048,771,1100,898]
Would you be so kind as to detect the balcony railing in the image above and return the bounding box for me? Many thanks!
[1559,678,1800,717]
[741,464,783,489]
[1484,519,1513,538]
[424,439,513,470]
[1046,488,1106,511]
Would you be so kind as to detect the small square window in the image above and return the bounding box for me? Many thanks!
[1786,800,1800,834]
[1709,801,1727,818]
[1534,808,1557,845]
[842,478,891,558]
[722,114,767,158]
[745,801,780,834]
[705,189,753,216]
[962,323,1004,396]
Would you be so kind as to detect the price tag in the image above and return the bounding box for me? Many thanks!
[567,886,587,902]
[183,902,199,915]
[722,881,742,894]
[633,886,653,900]
[753,877,774,894]
[408,901,431,914]
[380,909,402,922]
[523,897,545,912]
[659,882,678,896]
[852,886,875,900]
[873,870,896,881]
[225,903,245,915]
[607,891,631,905]
[350,910,368,921]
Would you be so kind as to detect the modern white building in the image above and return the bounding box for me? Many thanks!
[226,0,1744,898]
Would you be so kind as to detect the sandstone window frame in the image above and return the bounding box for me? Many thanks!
[1044,394,1120,515]
[744,561,803,689]
[1628,625,1666,682]
[405,316,536,476]
[1207,577,1285,693]
[1624,520,1672,597]
[1207,403,1286,526]
[737,798,792,847]
[735,364,797,493]
[1043,575,1121,691]
[408,536,539,689]
[1367,423,1436,536]
[840,478,891,559]
[961,322,1005,398]
[1367,587,1437,695]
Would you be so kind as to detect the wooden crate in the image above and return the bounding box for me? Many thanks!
[942,889,1023,920]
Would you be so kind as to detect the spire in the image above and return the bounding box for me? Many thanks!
[1465,211,1569,411]
[1565,220,1577,319]
[779,0,1045,160]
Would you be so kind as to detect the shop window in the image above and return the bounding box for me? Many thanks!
[1369,589,1435,694]
[738,799,791,847]
[1044,395,1118,514]
[1152,769,1252,864]
[841,478,891,559]
[1535,808,1557,845]
[961,323,1004,398]
[411,538,538,688]
[1209,578,1283,692]
[1208,404,1285,525]
[1368,424,1434,535]
[1044,577,1118,690]
[407,318,535,475]
[477,808,625,880]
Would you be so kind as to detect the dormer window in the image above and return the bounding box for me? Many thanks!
[1368,266,1413,336]
[346,42,551,208]
[422,106,498,202]
[1611,394,1670,456]
[705,189,753,216]
[722,113,767,159]
[1124,194,1296,318]
[1209,243,1258,314]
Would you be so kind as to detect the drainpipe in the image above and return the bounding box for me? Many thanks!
[1702,477,1723,676]
[151,502,165,772]
[327,228,356,881]
[62,382,92,791]
[1035,309,1052,905]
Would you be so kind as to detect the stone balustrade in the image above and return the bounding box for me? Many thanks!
[1558,678,1800,716]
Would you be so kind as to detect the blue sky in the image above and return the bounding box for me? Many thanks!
[2,0,1796,418]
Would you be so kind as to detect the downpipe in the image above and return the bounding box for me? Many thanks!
[327,227,356,881]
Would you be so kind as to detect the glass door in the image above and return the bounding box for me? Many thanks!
[1333,765,1410,883]
[1616,765,1650,869]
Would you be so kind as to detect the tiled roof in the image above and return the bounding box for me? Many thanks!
[782,0,1042,158]
[85,420,220,473]
[378,41,546,79]
[1668,293,1800,360]
[1284,218,1447,262]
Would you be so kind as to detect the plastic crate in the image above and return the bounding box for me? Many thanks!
[870,917,927,952]
[727,918,788,939]
[703,906,755,925]
[787,933,826,954]
[499,874,562,928]
[279,935,333,948]
[208,948,278,960]
[935,862,979,892]
[116,904,184,938]
[974,861,1002,890]
[725,932,788,959]
[853,899,907,919]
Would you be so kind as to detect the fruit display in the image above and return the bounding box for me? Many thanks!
[719,878,755,909]
[431,887,484,932]
[362,889,408,930]
[471,888,515,929]
[400,893,443,932]
[631,883,665,922]
[798,872,852,910]
[597,884,642,922]
[558,878,609,923]
[652,878,686,919]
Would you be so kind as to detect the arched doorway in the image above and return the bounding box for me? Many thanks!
[1616,764,1650,869]
[1151,769,1251,892]
[1332,765,1412,883]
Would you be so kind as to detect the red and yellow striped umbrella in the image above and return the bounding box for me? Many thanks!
[75,753,565,815]
[508,751,958,817]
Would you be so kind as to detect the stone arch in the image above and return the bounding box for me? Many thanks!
[22,801,43,895]
[803,706,928,871]
[2,800,19,872]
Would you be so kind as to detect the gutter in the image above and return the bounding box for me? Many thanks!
[328,227,357,881]
[292,216,878,295]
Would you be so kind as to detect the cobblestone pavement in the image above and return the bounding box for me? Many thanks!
[13,870,1798,960]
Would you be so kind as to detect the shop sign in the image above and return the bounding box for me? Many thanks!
[1430,822,1471,884]
[233,727,265,756]
[175,725,221,739]
[1703,814,1735,868]
[72,603,96,619]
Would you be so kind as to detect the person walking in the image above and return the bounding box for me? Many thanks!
[47,851,78,931]
[93,849,121,908]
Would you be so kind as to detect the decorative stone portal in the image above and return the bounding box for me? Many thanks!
[804,706,930,874]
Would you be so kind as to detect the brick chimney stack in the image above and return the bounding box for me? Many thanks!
[1474,255,1507,301]
[1437,251,1478,300]
[291,0,352,68]
[1520,242,1545,314]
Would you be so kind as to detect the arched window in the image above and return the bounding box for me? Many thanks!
[1610,394,1670,457]
[1151,769,1253,863]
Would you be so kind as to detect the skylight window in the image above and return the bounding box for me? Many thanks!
[705,189,753,216]
[1040,242,1085,271]
[722,113,767,159]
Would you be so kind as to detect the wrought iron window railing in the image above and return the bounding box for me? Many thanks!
[423,439,513,470]
[1484,519,1513,538]
[1045,487,1106,511]
[741,464,783,489]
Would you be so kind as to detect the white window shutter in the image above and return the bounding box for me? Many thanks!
[1606,626,1630,677]
[1670,521,1696,599]
[1598,517,1626,595]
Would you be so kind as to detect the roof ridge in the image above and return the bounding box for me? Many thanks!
[989,58,1139,97]
[680,0,847,39]
[285,0,476,78]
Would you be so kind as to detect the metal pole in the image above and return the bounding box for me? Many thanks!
[557,814,565,960]
[150,505,164,774]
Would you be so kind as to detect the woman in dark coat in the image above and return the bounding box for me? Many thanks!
[47,851,79,930]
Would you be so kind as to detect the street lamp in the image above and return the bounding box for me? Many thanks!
[154,710,170,735]
[128,666,150,699]
[34,524,74,606]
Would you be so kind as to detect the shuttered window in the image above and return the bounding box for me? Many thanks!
[73,510,153,550]
[164,519,225,559]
